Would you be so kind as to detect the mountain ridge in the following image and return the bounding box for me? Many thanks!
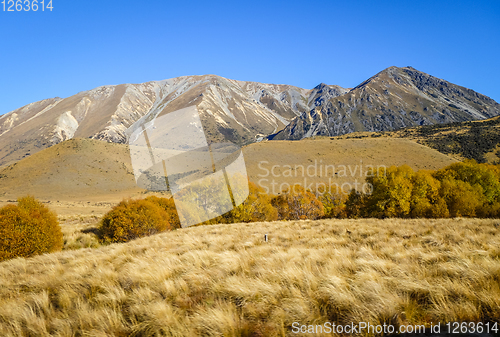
[270,66,500,140]
[1,66,499,168]
[0,75,323,167]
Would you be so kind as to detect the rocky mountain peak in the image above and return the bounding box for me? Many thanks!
[270,66,500,141]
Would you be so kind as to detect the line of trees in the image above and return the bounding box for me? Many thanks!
[100,160,500,242]
[343,160,500,218]
[2,160,499,258]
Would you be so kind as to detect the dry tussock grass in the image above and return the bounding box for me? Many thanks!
[0,218,499,336]
[59,215,101,250]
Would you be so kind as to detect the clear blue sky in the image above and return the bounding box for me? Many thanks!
[0,0,499,115]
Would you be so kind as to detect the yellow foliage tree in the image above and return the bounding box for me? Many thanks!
[340,161,500,219]
[318,188,348,218]
[364,165,414,218]
[438,178,484,217]
[100,199,173,243]
[222,181,278,223]
[345,189,365,219]
[167,177,278,226]
[410,170,449,218]
[436,160,500,204]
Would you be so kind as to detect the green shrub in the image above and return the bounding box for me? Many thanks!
[100,199,173,243]
[0,196,63,261]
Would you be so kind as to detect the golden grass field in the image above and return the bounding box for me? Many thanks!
[0,217,499,336]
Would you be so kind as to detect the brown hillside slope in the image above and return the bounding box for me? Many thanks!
[0,137,457,205]
[313,115,500,164]
[391,115,500,163]
[0,138,142,202]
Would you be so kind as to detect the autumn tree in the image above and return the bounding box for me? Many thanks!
[410,170,449,218]
[318,188,348,218]
[436,160,500,204]
[100,198,173,242]
[0,196,63,261]
[334,161,500,219]
[271,185,324,220]
[363,165,414,218]
[145,196,182,229]
[217,181,278,223]
[438,178,484,217]
[345,189,365,218]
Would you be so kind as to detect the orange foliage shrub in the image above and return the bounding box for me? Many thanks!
[110,181,278,231]
[100,199,173,243]
[271,184,324,220]
[0,196,63,261]
[145,196,182,229]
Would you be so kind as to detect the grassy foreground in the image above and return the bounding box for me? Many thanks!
[0,218,499,336]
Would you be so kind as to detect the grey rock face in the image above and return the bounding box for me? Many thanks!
[270,66,500,140]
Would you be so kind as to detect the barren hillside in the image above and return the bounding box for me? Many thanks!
[0,137,457,207]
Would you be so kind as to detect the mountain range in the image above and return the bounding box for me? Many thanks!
[0,66,498,168]
[270,66,500,140]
